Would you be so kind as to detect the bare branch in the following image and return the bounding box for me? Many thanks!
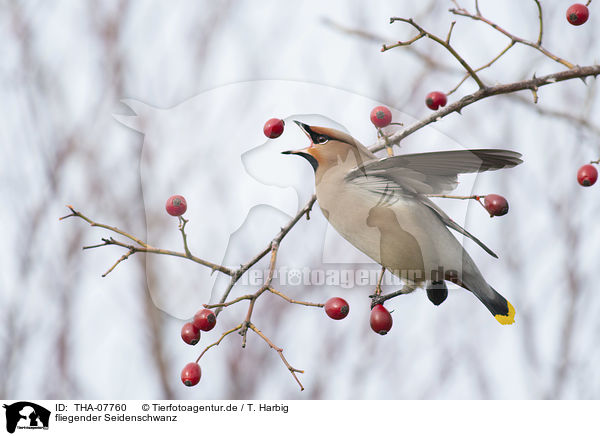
[381,32,425,52]
[533,0,543,46]
[196,324,243,363]
[214,195,317,312]
[248,323,305,391]
[388,17,485,89]
[427,194,483,200]
[61,206,234,276]
[446,41,515,96]
[60,205,148,248]
[445,21,456,44]
[449,6,573,69]
[102,248,135,277]
[370,283,417,307]
[370,65,600,152]
[267,287,324,308]
[373,266,385,297]
[178,216,192,257]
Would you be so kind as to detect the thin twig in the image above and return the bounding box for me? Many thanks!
[388,17,485,89]
[204,294,255,309]
[447,41,515,96]
[449,6,573,69]
[374,266,385,297]
[533,0,543,46]
[102,249,134,277]
[196,324,242,363]
[214,195,317,312]
[61,206,233,276]
[239,245,279,346]
[427,194,482,200]
[381,32,425,52]
[445,21,456,44]
[370,283,417,307]
[427,194,486,209]
[267,287,324,308]
[248,323,305,391]
[178,216,192,257]
[60,205,148,248]
[322,17,457,73]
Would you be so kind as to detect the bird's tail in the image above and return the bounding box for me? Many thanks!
[448,273,515,325]
[476,286,515,325]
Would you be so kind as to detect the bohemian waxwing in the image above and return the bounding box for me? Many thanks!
[283,121,522,325]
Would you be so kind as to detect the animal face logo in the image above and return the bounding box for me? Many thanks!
[113,80,484,319]
[3,402,50,433]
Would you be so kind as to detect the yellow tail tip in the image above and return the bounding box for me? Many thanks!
[494,300,515,325]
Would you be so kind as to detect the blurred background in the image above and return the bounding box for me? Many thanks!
[1,0,599,400]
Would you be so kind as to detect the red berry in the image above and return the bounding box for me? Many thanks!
[181,322,200,345]
[577,164,598,186]
[193,309,216,332]
[566,3,589,25]
[324,297,349,320]
[263,118,285,139]
[484,194,509,217]
[181,362,201,387]
[425,91,447,110]
[370,106,392,128]
[370,304,393,335]
[165,195,187,216]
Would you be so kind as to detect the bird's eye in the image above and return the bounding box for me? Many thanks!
[315,134,329,144]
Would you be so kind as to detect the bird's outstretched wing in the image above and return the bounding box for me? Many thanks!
[347,173,499,258]
[345,149,523,194]
[345,149,522,258]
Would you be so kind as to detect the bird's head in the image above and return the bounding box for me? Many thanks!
[282,121,373,173]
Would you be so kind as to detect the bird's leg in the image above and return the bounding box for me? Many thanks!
[370,282,416,309]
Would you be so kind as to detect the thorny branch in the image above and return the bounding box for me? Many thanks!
[370,65,600,153]
[61,195,321,389]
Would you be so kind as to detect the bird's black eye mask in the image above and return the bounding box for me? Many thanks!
[310,132,330,145]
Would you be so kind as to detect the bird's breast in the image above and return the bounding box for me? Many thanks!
[315,176,461,283]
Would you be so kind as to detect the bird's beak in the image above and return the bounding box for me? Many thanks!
[293,120,312,139]
[281,121,319,171]
[281,149,301,155]
[281,120,313,156]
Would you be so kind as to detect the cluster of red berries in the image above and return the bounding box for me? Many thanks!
[179,308,217,387]
[324,297,393,335]
[566,3,590,25]
[577,163,598,187]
